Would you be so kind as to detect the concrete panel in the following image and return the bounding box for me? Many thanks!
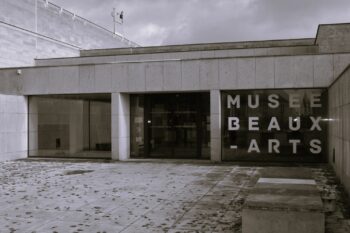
[333,54,350,79]
[199,59,219,90]
[237,58,255,89]
[314,55,333,87]
[181,60,200,90]
[210,90,220,116]
[200,50,216,58]
[7,132,18,152]
[21,68,50,95]
[17,114,27,132]
[214,50,229,58]
[0,96,4,113]
[62,66,80,93]
[210,138,221,162]
[345,140,350,177]
[145,62,164,91]
[227,49,255,57]
[78,65,95,93]
[111,63,128,92]
[343,72,350,105]
[0,134,4,153]
[95,64,112,92]
[16,96,27,114]
[294,56,314,88]
[128,63,146,92]
[255,57,274,89]
[47,67,65,93]
[118,115,130,138]
[0,69,21,94]
[163,61,181,91]
[0,94,28,161]
[254,48,269,56]
[219,58,237,89]
[118,137,130,161]
[5,96,18,114]
[4,113,15,132]
[275,56,296,88]
[210,114,221,139]
[344,105,350,140]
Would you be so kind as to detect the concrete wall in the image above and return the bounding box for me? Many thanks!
[0,94,28,161]
[1,22,350,163]
[0,23,79,67]
[316,24,350,53]
[0,0,137,67]
[328,65,350,193]
[12,53,350,96]
[3,51,346,162]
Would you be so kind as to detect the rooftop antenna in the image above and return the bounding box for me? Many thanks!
[111,8,124,34]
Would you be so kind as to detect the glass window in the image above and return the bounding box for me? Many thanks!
[29,94,111,159]
[130,93,210,159]
[221,89,328,162]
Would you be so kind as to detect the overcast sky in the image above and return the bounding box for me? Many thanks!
[52,0,350,46]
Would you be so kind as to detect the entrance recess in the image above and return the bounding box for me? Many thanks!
[130,93,210,159]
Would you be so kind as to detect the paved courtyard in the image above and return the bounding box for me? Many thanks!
[0,160,349,233]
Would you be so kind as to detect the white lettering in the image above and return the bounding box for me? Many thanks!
[268,139,280,153]
[310,116,322,131]
[289,93,300,108]
[248,95,259,108]
[289,117,301,131]
[228,117,240,130]
[289,139,301,154]
[249,117,259,131]
[248,139,260,153]
[268,94,279,108]
[310,139,322,154]
[268,117,280,131]
[227,95,240,109]
[310,93,322,107]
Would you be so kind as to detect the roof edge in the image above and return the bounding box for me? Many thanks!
[80,38,315,57]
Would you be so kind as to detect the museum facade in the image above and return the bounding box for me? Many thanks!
[0,23,349,190]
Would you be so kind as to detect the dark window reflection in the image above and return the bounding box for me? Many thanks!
[222,89,328,162]
[130,93,210,159]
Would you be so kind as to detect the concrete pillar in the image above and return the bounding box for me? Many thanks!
[210,90,221,162]
[111,93,130,160]
[69,100,84,154]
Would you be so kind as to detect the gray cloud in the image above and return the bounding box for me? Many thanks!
[52,0,350,46]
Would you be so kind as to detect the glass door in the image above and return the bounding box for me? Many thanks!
[145,94,200,158]
[130,93,210,159]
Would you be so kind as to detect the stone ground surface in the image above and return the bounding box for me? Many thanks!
[0,160,349,233]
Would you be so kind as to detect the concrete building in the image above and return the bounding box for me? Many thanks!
[0,0,138,67]
[0,21,350,195]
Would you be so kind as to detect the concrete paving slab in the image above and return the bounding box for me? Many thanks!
[0,161,348,233]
